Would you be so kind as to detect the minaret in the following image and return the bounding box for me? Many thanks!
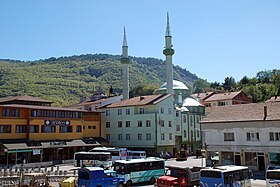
[121,27,130,100]
[163,13,175,95]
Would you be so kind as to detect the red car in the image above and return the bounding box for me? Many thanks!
[155,175,179,187]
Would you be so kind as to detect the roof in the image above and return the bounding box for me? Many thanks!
[159,80,189,91]
[114,157,165,164]
[191,92,214,101]
[0,104,88,112]
[204,91,243,102]
[81,167,104,171]
[266,96,280,103]
[201,102,280,123]
[106,94,172,108]
[201,165,249,173]
[0,95,52,103]
[182,97,202,107]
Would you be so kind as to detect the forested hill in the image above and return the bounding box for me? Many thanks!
[0,54,199,107]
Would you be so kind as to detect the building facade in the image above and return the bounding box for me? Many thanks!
[201,102,280,171]
[0,96,103,166]
[203,91,252,113]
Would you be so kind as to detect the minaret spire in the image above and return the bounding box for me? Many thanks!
[165,12,171,36]
[163,13,175,95]
[121,27,130,100]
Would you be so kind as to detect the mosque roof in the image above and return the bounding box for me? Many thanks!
[182,97,202,107]
[158,80,189,91]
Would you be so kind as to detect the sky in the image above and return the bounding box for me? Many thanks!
[0,0,279,83]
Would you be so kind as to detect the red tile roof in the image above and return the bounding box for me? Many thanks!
[204,91,243,102]
[266,96,280,103]
[106,94,172,108]
[191,92,214,101]
[0,95,52,103]
[201,102,280,123]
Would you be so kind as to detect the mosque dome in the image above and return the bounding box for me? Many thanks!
[182,97,201,107]
[159,80,189,91]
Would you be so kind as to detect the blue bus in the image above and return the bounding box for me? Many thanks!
[200,165,251,187]
[78,167,124,187]
[113,157,165,186]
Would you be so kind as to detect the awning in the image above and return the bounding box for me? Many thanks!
[3,143,29,150]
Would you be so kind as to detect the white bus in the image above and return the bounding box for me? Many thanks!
[113,157,165,186]
[266,169,280,186]
[200,165,252,187]
[127,150,146,159]
[89,147,128,162]
[73,151,112,169]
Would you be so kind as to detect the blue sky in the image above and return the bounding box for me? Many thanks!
[0,0,279,83]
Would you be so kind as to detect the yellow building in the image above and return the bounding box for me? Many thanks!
[0,96,104,165]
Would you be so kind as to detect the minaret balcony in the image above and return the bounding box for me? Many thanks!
[163,48,175,56]
[121,57,130,64]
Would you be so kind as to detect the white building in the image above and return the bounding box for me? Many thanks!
[99,94,174,156]
[201,101,280,171]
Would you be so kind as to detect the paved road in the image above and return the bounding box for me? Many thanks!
[49,156,266,187]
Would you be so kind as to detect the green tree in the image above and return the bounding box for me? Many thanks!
[256,70,272,83]
[192,79,210,93]
[223,77,236,91]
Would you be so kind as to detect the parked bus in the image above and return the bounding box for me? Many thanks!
[73,151,112,169]
[266,169,280,186]
[113,157,165,186]
[127,150,146,159]
[89,147,128,162]
[200,165,251,187]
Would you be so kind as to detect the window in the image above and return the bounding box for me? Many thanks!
[183,115,186,123]
[118,134,122,141]
[184,130,187,138]
[138,133,142,141]
[159,120,164,127]
[76,126,82,132]
[137,121,142,127]
[126,121,130,127]
[30,125,39,133]
[105,110,110,116]
[11,109,20,117]
[126,134,130,141]
[146,120,151,127]
[224,132,235,141]
[168,108,172,114]
[169,133,172,140]
[205,103,211,107]
[2,108,10,116]
[118,109,122,115]
[176,111,179,117]
[218,101,226,106]
[160,107,164,114]
[106,134,110,141]
[16,125,26,133]
[269,132,280,141]
[168,121,172,127]
[161,133,165,140]
[176,125,180,131]
[0,125,11,133]
[247,132,260,141]
[191,130,194,141]
[68,111,74,118]
[59,126,72,133]
[42,125,56,133]
[139,108,145,114]
[88,126,92,129]
[126,109,130,115]
[106,122,110,128]
[190,116,193,126]
[245,152,257,166]
[146,133,151,140]
[197,129,200,138]
[118,121,122,128]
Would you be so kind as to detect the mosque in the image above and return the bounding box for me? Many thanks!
[98,13,205,156]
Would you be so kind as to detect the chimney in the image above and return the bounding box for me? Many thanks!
[264,106,267,120]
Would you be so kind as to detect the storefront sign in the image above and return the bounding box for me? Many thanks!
[33,149,41,155]
[44,120,70,126]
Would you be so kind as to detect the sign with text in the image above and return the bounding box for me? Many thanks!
[44,120,70,126]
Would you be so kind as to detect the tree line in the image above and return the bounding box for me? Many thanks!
[192,69,280,102]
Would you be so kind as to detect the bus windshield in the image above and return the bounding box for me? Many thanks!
[267,171,280,180]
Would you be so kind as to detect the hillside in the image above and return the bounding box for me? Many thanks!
[0,54,199,107]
